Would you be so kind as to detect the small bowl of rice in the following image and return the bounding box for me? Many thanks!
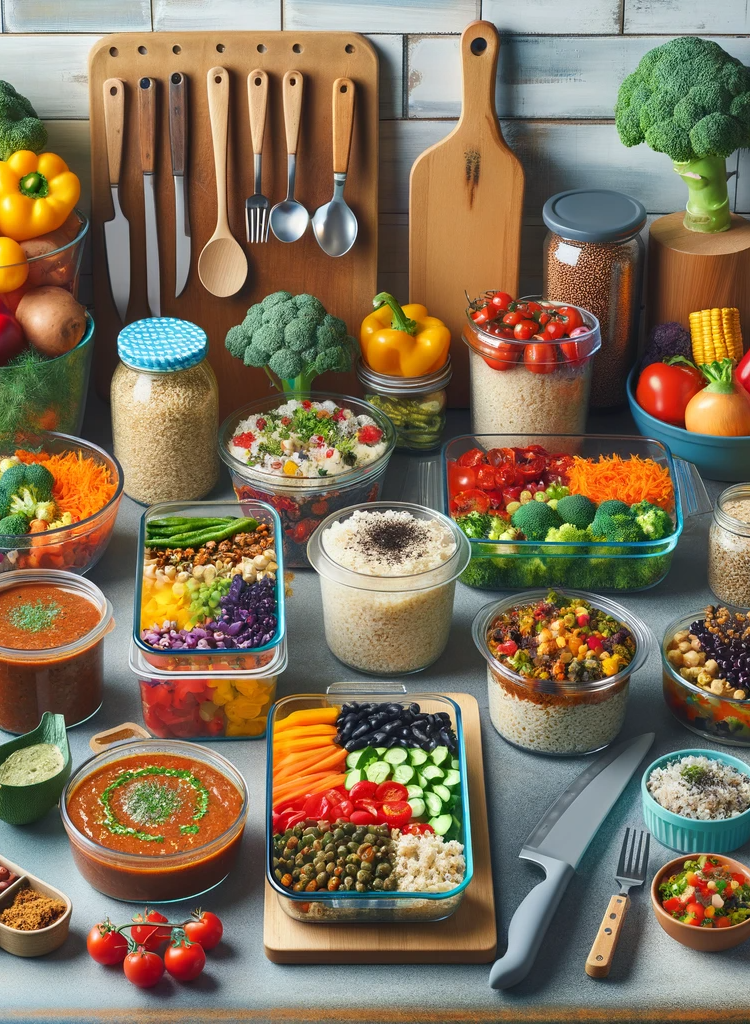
[642,749,750,854]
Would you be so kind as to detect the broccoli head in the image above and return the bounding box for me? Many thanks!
[590,510,646,544]
[455,512,492,539]
[631,500,674,540]
[22,463,54,502]
[0,513,30,537]
[511,501,561,541]
[0,81,48,161]
[598,499,631,517]
[545,523,589,543]
[556,494,597,529]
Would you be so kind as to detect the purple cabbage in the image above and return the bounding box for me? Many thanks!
[640,322,692,369]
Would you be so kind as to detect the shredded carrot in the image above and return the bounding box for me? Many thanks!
[15,449,117,521]
[567,454,674,511]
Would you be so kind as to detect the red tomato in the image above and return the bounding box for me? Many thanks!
[489,291,513,310]
[337,798,354,818]
[686,872,701,887]
[635,361,705,427]
[348,780,378,802]
[513,319,538,342]
[456,449,486,467]
[470,305,491,325]
[502,486,522,504]
[164,937,206,982]
[684,902,705,925]
[524,343,556,374]
[542,319,565,341]
[502,311,523,327]
[448,461,477,494]
[87,923,128,965]
[523,300,543,314]
[560,340,588,368]
[131,910,171,951]
[556,305,583,331]
[486,323,516,339]
[716,916,732,928]
[476,465,497,489]
[662,896,682,914]
[350,809,378,826]
[380,801,412,829]
[403,823,435,836]
[375,781,409,803]
[184,911,223,951]
[451,489,491,515]
[123,948,165,988]
[483,342,519,371]
[354,797,381,818]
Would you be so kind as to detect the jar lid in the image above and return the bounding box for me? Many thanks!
[356,357,453,396]
[543,189,646,243]
[117,317,208,372]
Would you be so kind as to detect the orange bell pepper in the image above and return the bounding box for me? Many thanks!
[360,292,450,377]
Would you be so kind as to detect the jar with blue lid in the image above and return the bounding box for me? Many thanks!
[111,318,219,504]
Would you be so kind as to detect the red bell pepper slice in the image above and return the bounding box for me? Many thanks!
[354,797,382,819]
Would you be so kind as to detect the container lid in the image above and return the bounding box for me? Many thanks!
[356,357,453,396]
[129,635,288,680]
[117,318,208,372]
[543,190,646,243]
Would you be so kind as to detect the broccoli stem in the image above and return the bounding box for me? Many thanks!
[281,371,319,393]
[372,292,417,336]
[673,156,730,233]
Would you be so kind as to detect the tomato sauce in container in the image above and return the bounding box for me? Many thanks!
[0,570,114,734]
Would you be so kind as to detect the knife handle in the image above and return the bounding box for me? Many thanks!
[282,70,303,157]
[138,77,157,175]
[247,69,268,158]
[103,78,125,187]
[332,77,355,176]
[585,894,630,979]
[169,72,188,177]
[489,855,575,991]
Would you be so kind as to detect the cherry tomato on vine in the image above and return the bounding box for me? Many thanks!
[502,311,523,327]
[524,343,556,374]
[470,305,491,325]
[483,342,519,371]
[523,300,543,314]
[184,911,223,952]
[164,936,206,982]
[489,290,513,311]
[513,320,539,342]
[87,923,128,966]
[123,947,165,988]
[541,319,565,341]
[131,910,171,951]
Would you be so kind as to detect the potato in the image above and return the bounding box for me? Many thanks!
[21,232,76,289]
[15,286,87,358]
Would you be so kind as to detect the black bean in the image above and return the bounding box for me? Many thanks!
[371,730,387,744]
[438,712,451,723]
[381,720,400,735]
[412,726,429,745]
[426,736,437,752]
[399,726,412,740]
[409,703,421,714]
[352,721,372,740]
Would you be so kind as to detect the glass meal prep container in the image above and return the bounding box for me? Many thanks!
[473,590,651,756]
[662,612,750,748]
[218,392,397,568]
[266,685,474,924]
[60,740,248,902]
[356,358,452,452]
[133,499,285,673]
[442,433,709,592]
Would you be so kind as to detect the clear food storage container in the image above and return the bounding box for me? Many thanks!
[267,684,473,924]
[307,502,470,677]
[133,499,285,672]
[356,358,452,452]
[442,433,709,592]
[130,637,286,740]
[463,300,600,436]
[662,612,750,748]
[219,392,397,568]
[708,484,750,608]
[473,590,651,756]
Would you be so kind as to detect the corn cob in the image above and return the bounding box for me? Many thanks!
[689,307,743,365]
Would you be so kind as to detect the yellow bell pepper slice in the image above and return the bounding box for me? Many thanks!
[360,292,450,377]
[0,236,27,292]
[0,151,81,241]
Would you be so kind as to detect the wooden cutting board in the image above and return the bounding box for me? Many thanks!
[409,21,525,407]
[263,691,497,964]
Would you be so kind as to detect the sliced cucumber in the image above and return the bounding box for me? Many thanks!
[365,760,391,785]
[443,769,461,789]
[392,764,415,786]
[430,746,450,767]
[432,783,451,804]
[344,769,362,790]
[409,748,429,766]
[347,746,378,770]
[429,813,453,836]
[406,784,424,801]
[421,764,445,783]
[375,747,387,756]
[384,748,408,766]
[345,751,360,769]
[424,791,444,817]
[450,758,460,769]
[408,797,426,818]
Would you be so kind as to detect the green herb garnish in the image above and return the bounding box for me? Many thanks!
[7,599,62,633]
[100,765,210,844]
[121,780,183,825]
[681,764,710,786]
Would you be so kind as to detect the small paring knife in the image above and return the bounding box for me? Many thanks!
[102,78,130,322]
[139,76,161,317]
[169,72,191,298]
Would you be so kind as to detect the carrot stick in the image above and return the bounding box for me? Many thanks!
[275,708,339,731]
[274,746,347,783]
[274,736,336,754]
[272,725,338,741]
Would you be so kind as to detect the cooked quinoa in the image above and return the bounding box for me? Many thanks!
[393,831,465,893]
[647,755,750,820]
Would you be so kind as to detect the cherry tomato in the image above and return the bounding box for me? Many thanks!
[348,780,379,802]
[556,305,583,331]
[123,947,165,988]
[635,360,705,427]
[183,910,223,951]
[448,462,476,493]
[476,465,497,490]
[403,823,435,836]
[541,319,565,341]
[489,291,513,310]
[87,923,128,965]
[484,489,507,510]
[523,300,542,314]
[560,340,588,368]
[375,781,409,803]
[684,902,705,925]
[470,305,491,325]
[524,343,556,374]
[450,489,491,515]
[662,896,682,914]
[485,322,516,339]
[483,342,519,371]
[354,797,382,818]
[513,320,538,341]
[131,910,171,951]
[716,916,732,928]
[164,936,206,982]
[537,311,552,326]
[456,449,487,467]
[502,311,523,327]
[380,801,412,829]
[349,809,378,826]
[686,872,702,887]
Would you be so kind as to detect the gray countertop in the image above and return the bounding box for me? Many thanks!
[1,399,744,1024]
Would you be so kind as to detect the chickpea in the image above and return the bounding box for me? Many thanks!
[674,630,690,642]
[678,641,692,653]
[734,690,747,700]
[682,650,701,667]
[710,679,725,695]
[704,659,719,676]
[667,649,684,667]
[697,671,713,687]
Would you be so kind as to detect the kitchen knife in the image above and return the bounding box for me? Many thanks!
[102,78,130,322]
[169,72,190,298]
[139,77,161,317]
[489,731,655,991]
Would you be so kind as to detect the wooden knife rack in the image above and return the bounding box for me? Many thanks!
[88,32,379,417]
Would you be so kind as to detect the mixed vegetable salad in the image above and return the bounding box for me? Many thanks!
[659,856,750,928]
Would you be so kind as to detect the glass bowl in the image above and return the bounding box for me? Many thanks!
[2,209,88,309]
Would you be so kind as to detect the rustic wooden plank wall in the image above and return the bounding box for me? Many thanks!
[3,0,748,309]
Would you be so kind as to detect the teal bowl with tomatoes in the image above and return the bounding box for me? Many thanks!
[627,367,750,482]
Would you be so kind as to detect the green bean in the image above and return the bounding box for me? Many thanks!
[146,517,260,548]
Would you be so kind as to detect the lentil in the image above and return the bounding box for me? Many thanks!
[708,485,750,608]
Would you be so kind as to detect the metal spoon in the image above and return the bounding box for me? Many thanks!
[198,67,247,297]
[312,77,358,257]
[270,70,309,243]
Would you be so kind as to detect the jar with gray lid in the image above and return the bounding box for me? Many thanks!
[708,483,750,607]
[543,189,645,410]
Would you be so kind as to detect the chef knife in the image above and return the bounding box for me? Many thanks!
[139,77,161,317]
[489,731,655,991]
[102,78,130,322]
[169,72,190,298]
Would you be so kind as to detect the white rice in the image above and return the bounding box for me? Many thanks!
[647,754,750,820]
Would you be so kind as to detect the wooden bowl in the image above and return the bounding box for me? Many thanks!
[0,712,72,825]
[0,856,71,957]
[651,853,750,952]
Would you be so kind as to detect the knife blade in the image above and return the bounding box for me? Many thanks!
[139,77,160,317]
[169,72,190,298]
[102,78,130,322]
[489,732,654,991]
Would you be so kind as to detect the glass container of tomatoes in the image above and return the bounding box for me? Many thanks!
[463,295,600,436]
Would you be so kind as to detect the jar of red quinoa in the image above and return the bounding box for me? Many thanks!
[543,189,646,410]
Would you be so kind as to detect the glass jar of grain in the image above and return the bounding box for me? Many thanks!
[708,483,750,608]
[111,318,219,504]
[543,189,646,410]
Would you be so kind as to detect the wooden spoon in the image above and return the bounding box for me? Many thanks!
[198,66,247,297]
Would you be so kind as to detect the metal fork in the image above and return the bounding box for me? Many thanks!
[245,69,270,243]
[585,827,650,978]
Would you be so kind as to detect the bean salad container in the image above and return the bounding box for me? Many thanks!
[356,358,452,452]
[708,484,750,607]
[111,318,220,505]
[543,189,646,410]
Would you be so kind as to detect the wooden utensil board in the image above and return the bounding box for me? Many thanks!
[88,33,378,418]
[264,692,497,964]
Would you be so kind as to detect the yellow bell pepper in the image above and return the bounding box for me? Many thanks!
[360,292,450,377]
[0,151,80,242]
[0,236,27,292]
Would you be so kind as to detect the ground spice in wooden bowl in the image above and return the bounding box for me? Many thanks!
[0,886,66,930]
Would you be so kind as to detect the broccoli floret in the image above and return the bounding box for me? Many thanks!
[556,494,597,529]
[545,523,589,543]
[456,512,492,539]
[590,511,646,543]
[631,500,674,540]
[488,519,518,542]
[22,463,54,502]
[459,557,505,589]
[0,513,29,536]
[598,499,631,517]
[225,324,248,360]
[0,81,48,160]
[511,501,561,541]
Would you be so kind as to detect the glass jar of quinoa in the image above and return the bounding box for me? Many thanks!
[111,318,219,505]
[472,589,650,755]
[356,358,451,452]
[708,484,750,608]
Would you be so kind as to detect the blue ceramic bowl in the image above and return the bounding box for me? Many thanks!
[642,748,750,854]
[626,367,750,482]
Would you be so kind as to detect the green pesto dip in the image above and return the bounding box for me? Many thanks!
[0,743,64,786]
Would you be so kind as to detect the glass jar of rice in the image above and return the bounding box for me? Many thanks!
[708,483,750,608]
